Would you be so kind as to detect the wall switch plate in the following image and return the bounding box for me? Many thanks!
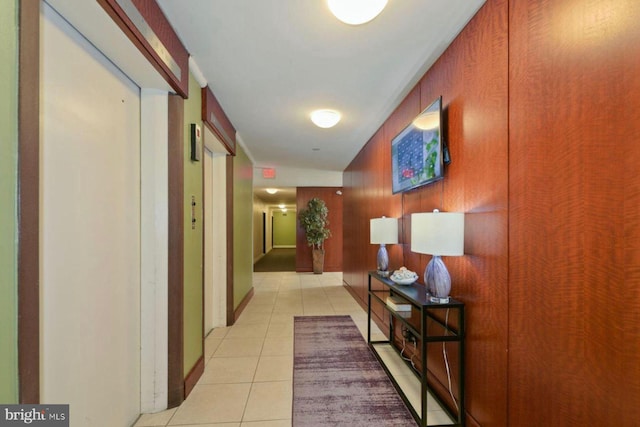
[190,123,201,161]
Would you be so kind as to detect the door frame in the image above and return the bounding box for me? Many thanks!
[203,137,229,333]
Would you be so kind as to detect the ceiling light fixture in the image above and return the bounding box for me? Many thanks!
[327,0,388,25]
[412,112,439,131]
[310,109,341,128]
[266,188,278,194]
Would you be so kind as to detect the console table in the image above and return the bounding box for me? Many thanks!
[367,271,465,427]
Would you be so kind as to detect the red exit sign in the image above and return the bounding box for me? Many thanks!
[262,168,276,179]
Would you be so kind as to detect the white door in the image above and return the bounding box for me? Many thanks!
[204,129,228,332]
[41,4,141,425]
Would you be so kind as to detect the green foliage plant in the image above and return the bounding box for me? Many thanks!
[298,197,331,251]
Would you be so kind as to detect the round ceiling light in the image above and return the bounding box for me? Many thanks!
[327,0,388,25]
[310,109,341,128]
[266,188,278,194]
[412,112,439,130]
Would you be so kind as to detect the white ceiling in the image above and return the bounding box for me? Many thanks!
[157,0,486,174]
[44,0,484,207]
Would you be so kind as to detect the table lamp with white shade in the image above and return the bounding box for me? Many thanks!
[370,217,398,276]
[411,210,465,303]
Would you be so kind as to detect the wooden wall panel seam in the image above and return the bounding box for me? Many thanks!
[167,94,185,407]
[18,0,41,404]
[226,155,235,325]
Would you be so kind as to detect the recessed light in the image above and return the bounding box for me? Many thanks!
[310,109,341,128]
[327,0,388,25]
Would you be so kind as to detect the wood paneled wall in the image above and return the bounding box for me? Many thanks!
[344,0,640,425]
[508,0,640,425]
[344,1,509,424]
[18,0,40,404]
[296,187,343,272]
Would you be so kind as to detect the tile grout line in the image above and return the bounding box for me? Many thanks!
[239,272,283,424]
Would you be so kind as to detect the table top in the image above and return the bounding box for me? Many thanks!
[369,271,464,308]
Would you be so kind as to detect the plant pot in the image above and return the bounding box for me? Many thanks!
[312,248,325,274]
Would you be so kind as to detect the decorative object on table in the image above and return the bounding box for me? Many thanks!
[370,216,398,276]
[385,295,412,312]
[298,197,331,274]
[411,209,465,303]
[389,267,418,285]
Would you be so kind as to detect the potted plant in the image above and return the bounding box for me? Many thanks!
[298,197,331,274]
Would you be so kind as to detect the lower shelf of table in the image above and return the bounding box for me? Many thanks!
[371,342,455,426]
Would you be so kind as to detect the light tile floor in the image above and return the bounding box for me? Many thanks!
[133,271,452,427]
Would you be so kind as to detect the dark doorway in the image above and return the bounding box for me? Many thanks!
[262,212,266,254]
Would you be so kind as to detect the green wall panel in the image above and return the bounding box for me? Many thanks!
[0,0,19,404]
[233,146,254,308]
[273,211,296,246]
[183,73,203,377]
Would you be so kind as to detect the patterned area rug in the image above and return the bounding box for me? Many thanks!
[293,315,417,426]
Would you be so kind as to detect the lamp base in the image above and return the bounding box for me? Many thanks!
[377,270,391,277]
[424,255,451,304]
[376,244,389,276]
